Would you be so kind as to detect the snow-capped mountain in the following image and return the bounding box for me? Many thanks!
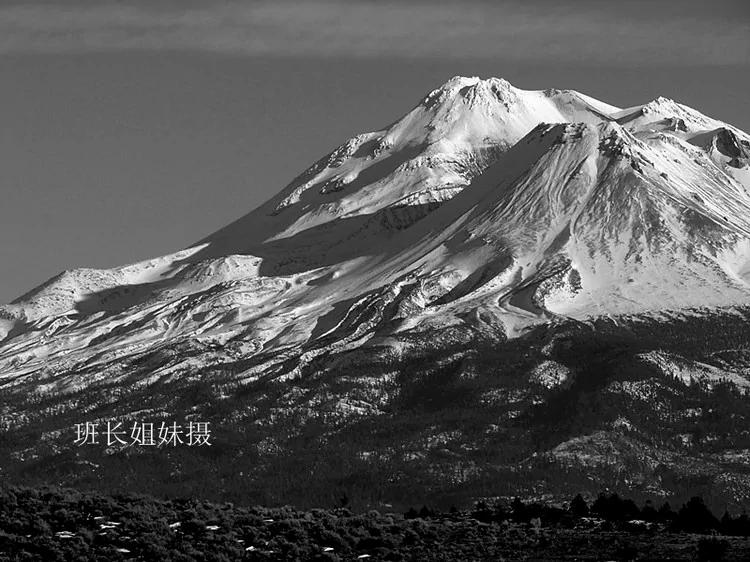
[2,77,750,508]
[2,76,749,384]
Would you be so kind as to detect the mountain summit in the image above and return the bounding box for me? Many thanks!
[2,77,750,507]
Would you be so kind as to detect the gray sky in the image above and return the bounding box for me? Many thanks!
[1,0,749,303]
[0,1,748,65]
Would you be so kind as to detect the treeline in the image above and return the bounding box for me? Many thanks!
[2,484,750,561]
[406,493,750,536]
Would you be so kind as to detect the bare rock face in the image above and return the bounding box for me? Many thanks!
[2,77,750,508]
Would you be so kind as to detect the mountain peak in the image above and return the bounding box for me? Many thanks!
[420,75,517,109]
[460,77,518,107]
[641,95,679,115]
[432,75,515,93]
[613,95,726,134]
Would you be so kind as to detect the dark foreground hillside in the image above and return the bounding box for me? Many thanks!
[3,309,750,513]
[2,485,750,561]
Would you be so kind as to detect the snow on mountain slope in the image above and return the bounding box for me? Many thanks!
[196,77,623,256]
[1,76,750,389]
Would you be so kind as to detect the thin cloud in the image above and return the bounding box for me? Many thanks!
[0,1,747,65]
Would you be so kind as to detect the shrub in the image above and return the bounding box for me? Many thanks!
[570,493,589,517]
[697,537,729,562]
[674,497,719,533]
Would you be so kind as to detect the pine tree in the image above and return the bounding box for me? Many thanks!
[570,493,589,517]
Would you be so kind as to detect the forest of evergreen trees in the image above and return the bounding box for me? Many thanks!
[2,485,750,561]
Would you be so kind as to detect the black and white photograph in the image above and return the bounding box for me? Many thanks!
[1,1,750,560]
